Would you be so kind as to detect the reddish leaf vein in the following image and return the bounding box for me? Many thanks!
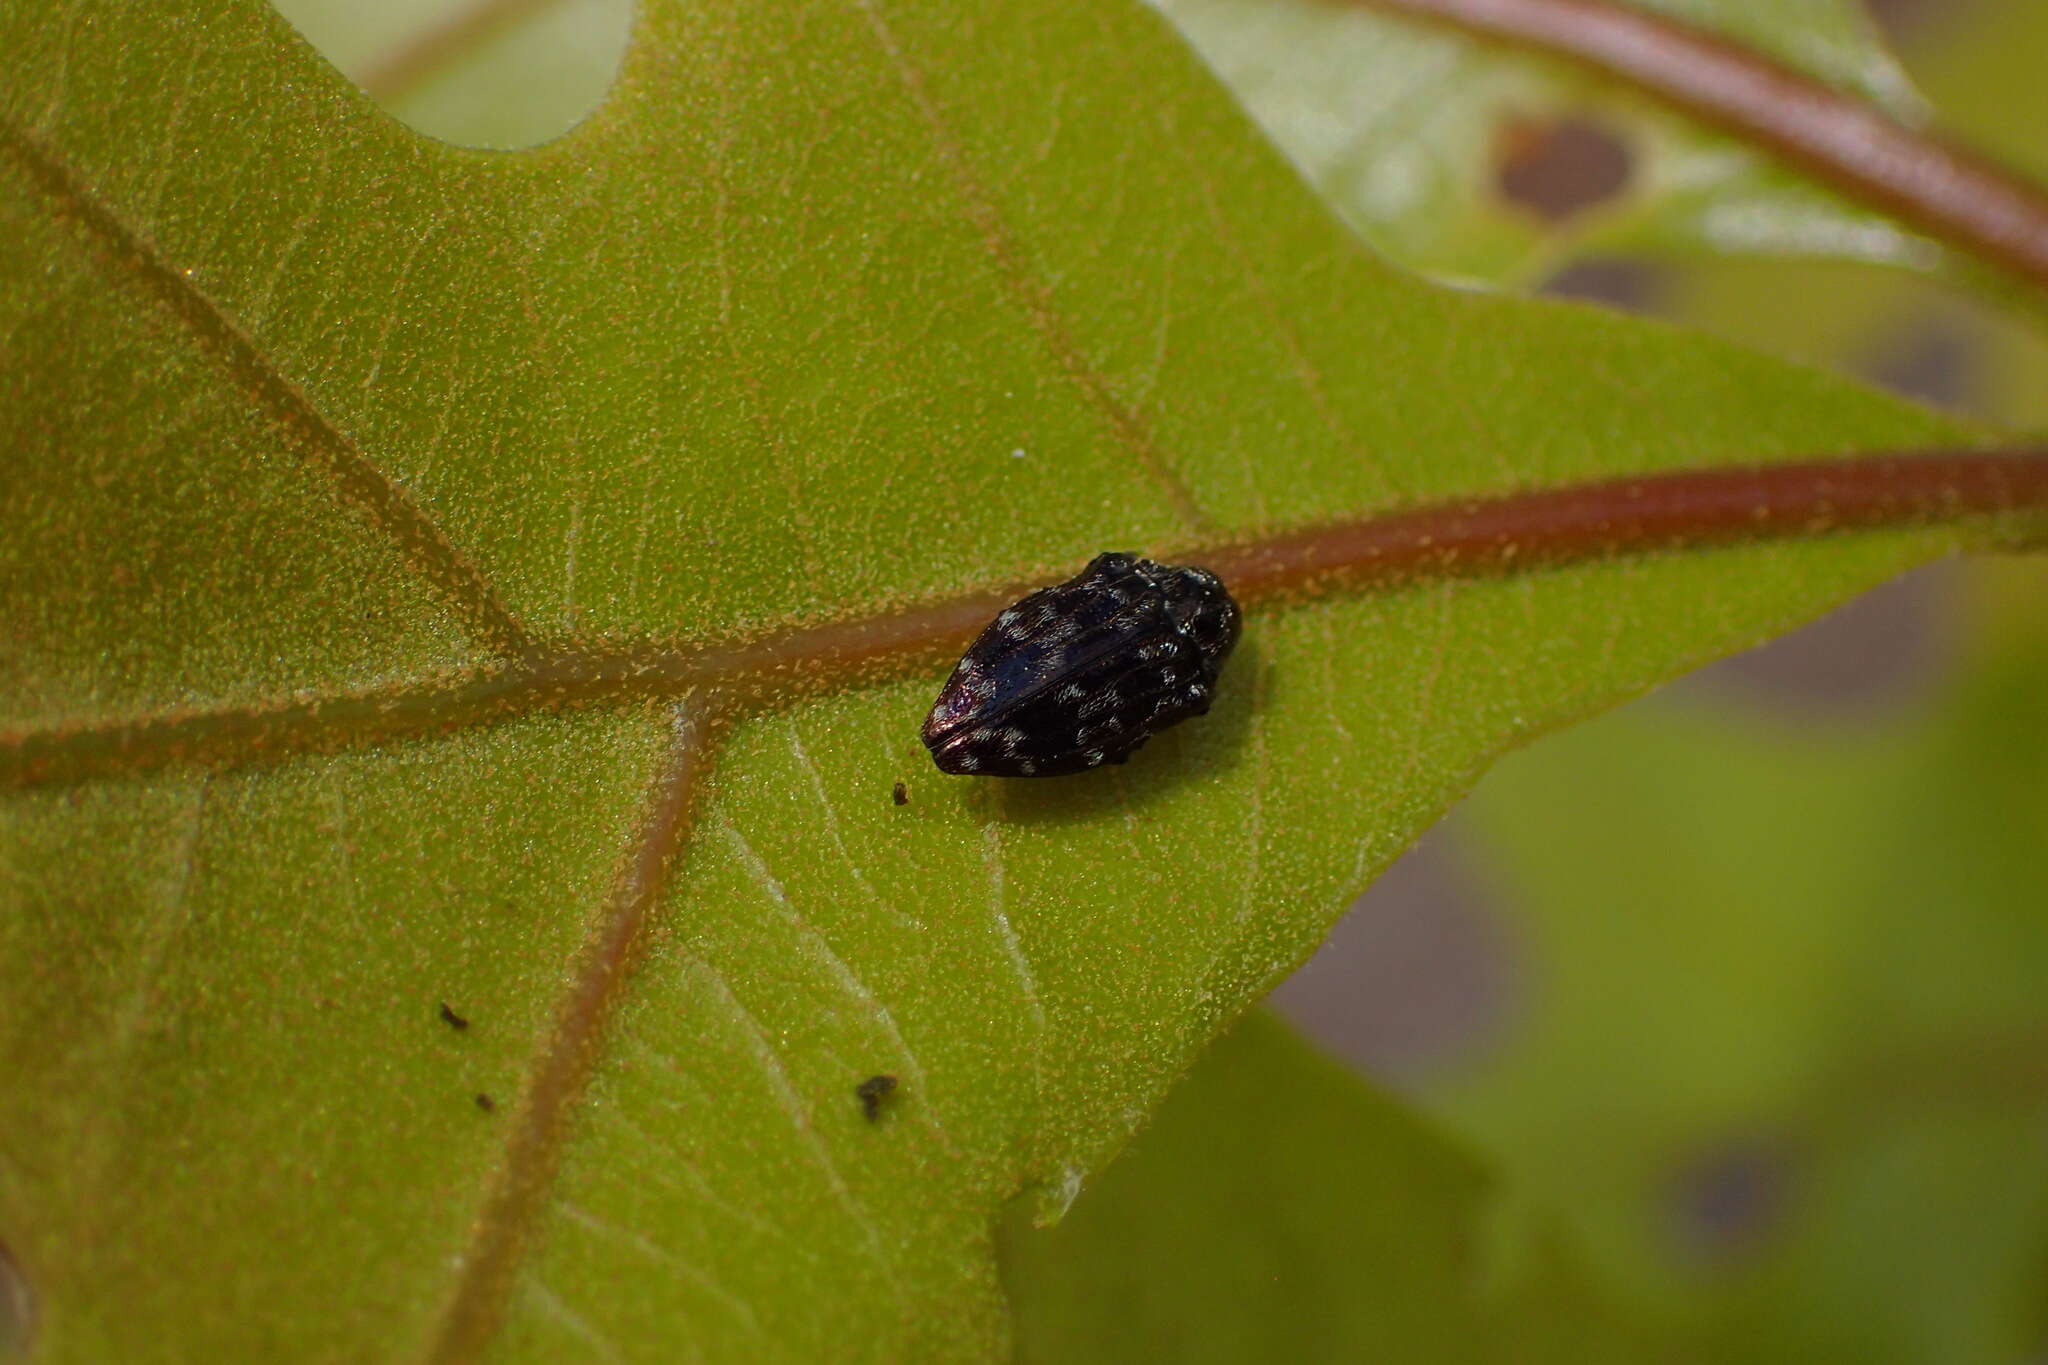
[4,450,2043,792]
[0,115,534,659]
[424,703,716,1364]
[854,0,1212,530]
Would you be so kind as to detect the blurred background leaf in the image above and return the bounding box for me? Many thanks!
[1152,0,1938,287]
[1258,6,2048,1363]
[1425,559,2048,1364]
[1001,1009,1689,1363]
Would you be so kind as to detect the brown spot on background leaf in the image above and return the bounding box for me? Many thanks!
[1495,114,1635,222]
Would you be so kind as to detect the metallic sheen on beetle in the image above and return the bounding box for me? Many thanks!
[921,553,1241,777]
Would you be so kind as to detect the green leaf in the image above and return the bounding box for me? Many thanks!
[1001,1009,1679,1363]
[1436,564,2048,1362]
[0,0,2016,1359]
[1156,0,1939,285]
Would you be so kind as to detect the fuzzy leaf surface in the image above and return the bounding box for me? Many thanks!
[1001,1010,1681,1363]
[0,0,2006,1359]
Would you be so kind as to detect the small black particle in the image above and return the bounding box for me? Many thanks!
[439,1001,469,1031]
[855,1073,899,1122]
[892,781,909,806]
[475,1093,496,1113]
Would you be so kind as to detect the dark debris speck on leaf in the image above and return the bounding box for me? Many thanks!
[439,1001,469,1031]
[856,1073,899,1121]
[474,1093,496,1113]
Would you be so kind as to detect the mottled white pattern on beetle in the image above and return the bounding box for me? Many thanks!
[1039,619,1083,645]
[922,553,1241,777]
[1076,686,1125,719]
[1076,718,1124,748]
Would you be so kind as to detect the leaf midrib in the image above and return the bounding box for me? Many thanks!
[7,450,2044,793]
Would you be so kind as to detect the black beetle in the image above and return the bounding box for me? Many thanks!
[921,552,1240,777]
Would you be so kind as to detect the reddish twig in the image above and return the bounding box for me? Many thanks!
[1356,0,2048,294]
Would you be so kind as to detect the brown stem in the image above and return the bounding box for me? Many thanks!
[5,450,2044,791]
[1356,0,2048,295]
